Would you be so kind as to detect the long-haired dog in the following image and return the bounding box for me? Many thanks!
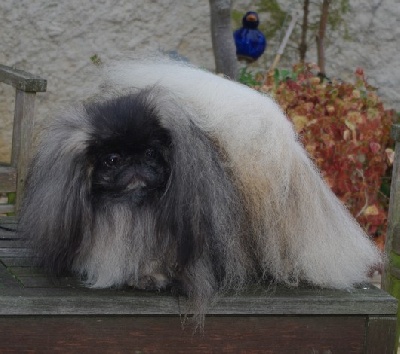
[19,57,381,323]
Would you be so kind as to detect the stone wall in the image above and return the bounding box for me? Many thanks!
[0,0,399,161]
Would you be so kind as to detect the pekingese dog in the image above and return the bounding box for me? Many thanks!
[19,56,381,324]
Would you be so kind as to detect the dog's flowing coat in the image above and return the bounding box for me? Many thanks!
[20,57,381,321]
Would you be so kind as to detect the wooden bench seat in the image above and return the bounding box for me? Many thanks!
[0,217,397,353]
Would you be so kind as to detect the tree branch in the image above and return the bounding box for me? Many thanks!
[316,0,331,75]
[209,0,238,80]
[299,0,310,63]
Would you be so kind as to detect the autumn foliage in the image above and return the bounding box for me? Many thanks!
[254,64,395,250]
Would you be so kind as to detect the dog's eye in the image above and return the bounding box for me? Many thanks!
[145,148,156,158]
[103,153,121,168]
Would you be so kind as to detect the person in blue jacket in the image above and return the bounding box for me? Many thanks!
[234,11,267,63]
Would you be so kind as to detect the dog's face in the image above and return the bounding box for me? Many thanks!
[85,95,172,205]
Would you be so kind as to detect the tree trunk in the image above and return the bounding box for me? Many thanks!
[209,0,238,80]
[299,0,310,63]
[316,0,330,75]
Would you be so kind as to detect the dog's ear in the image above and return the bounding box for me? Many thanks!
[153,94,250,302]
[19,106,92,275]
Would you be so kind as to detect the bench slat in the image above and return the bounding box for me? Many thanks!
[0,64,47,92]
[0,166,16,193]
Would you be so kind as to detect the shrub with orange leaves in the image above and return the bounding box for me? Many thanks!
[256,64,395,250]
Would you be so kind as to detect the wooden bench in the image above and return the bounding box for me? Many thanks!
[0,67,397,352]
[0,216,397,353]
[0,65,47,213]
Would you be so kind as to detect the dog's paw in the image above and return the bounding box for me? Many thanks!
[131,273,171,291]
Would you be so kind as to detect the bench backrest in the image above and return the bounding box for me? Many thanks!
[0,65,46,214]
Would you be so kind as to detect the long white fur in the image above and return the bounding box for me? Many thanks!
[102,57,381,289]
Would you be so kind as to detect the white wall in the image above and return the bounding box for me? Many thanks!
[0,0,399,161]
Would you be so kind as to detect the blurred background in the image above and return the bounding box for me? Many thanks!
[1,1,399,161]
